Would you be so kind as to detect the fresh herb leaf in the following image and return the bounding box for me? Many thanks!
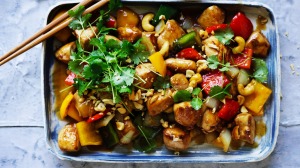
[173,90,192,103]
[252,58,268,83]
[68,5,85,18]
[68,5,92,30]
[153,76,171,90]
[192,87,201,96]
[207,55,219,69]
[96,0,122,33]
[130,39,150,65]
[214,27,234,45]
[191,97,203,110]
[219,62,231,72]
[73,78,91,96]
[207,55,232,72]
[209,83,232,100]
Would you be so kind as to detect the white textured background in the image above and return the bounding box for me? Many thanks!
[0,0,299,167]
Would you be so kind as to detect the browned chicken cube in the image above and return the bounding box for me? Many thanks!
[58,124,81,152]
[245,30,270,57]
[147,89,174,116]
[163,127,191,151]
[134,63,157,89]
[55,41,76,64]
[174,101,202,128]
[232,113,256,144]
[157,20,185,50]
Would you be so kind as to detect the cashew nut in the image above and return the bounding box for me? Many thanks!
[159,41,169,57]
[232,36,245,54]
[237,80,256,96]
[237,95,245,105]
[142,13,155,32]
[189,73,202,88]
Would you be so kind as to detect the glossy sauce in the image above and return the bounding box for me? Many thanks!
[256,15,268,31]
[51,60,73,116]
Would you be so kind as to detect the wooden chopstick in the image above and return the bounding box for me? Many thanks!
[0,0,109,66]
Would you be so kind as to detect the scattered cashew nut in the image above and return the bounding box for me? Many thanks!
[237,80,256,96]
[142,13,155,32]
[232,36,245,54]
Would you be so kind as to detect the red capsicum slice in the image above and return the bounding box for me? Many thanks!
[65,72,76,86]
[205,24,228,34]
[230,12,253,40]
[87,108,111,123]
[105,16,117,28]
[177,48,202,61]
[217,99,240,121]
[201,70,230,94]
[230,48,253,69]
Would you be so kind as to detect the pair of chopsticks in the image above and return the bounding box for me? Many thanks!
[0,0,109,66]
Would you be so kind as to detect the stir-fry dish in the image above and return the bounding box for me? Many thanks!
[54,0,272,153]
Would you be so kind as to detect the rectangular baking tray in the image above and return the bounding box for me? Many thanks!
[41,0,280,163]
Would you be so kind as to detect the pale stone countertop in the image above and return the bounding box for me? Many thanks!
[0,0,299,167]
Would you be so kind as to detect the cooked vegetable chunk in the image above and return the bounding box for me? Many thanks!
[243,80,272,114]
[76,121,103,146]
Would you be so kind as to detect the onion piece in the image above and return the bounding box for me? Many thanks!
[94,113,115,129]
[155,20,166,36]
[226,67,240,78]
[205,97,220,109]
[120,130,135,144]
[237,69,250,86]
[219,128,232,152]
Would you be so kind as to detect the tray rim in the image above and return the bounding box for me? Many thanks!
[41,0,281,163]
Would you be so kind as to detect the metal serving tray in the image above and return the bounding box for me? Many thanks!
[41,0,280,163]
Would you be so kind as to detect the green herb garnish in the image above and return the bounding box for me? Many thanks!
[153,76,171,90]
[67,0,149,103]
[207,55,232,72]
[214,27,234,45]
[173,87,203,110]
[209,83,232,100]
[252,58,268,83]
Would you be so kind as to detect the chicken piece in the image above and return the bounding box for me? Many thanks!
[134,63,157,89]
[147,89,174,116]
[201,109,220,133]
[170,74,189,90]
[174,101,202,128]
[245,30,270,57]
[55,41,76,64]
[157,20,185,50]
[232,113,256,144]
[202,36,229,61]
[58,124,81,152]
[117,26,142,43]
[197,5,225,29]
[73,92,95,118]
[165,58,197,73]
[163,127,191,151]
[74,26,98,50]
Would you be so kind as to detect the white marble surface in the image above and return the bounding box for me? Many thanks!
[0,0,299,167]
